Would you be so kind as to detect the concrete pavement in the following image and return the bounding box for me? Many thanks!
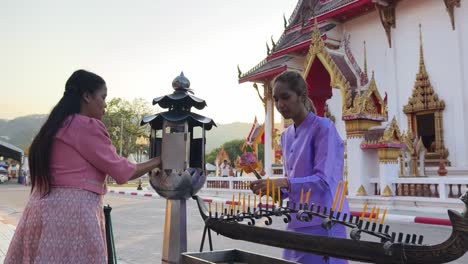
[0,183,467,263]
[0,217,15,263]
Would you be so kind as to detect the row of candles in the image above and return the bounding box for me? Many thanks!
[206,178,387,225]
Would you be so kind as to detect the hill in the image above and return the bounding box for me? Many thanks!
[0,115,255,152]
[0,114,47,150]
[205,122,252,151]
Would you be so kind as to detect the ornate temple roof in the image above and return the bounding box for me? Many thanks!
[239,0,375,82]
[403,25,445,114]
[361,117,403,149]
[343,72,388,121]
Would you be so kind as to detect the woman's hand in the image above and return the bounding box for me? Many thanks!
[250,178,289,195]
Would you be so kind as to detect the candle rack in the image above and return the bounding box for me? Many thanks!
[195,191,468,264]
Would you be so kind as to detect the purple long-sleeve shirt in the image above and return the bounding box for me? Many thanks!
[281,112,349,229]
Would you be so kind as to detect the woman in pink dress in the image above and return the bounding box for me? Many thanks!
[5,70,161,264]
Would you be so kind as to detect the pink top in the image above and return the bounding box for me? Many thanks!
[50,114,137,194]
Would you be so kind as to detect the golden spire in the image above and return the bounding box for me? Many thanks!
[311,18,321,44]
[363,41,368,80]
[418,24,427,75]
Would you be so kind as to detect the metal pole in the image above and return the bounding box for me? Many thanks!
[119,117,123,156]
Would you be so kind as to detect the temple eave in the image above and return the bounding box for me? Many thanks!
[360,143,404,150]
[343,115,387,122]
[239,66,287,84]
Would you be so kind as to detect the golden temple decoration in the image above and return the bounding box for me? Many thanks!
[375,0,400,48]
[378,148,401,164]
[303,22,350,100]
[356,185,368,196]
[401,131,426,176]
[253,83,266,112]
[345,119,381,139]
[382,185,393,197]
[403,25,449,164]
[379,117,401,144]
[444,0,461,30]
[343,72,387,120]
[324,104,336,123]
[363,41,368,80]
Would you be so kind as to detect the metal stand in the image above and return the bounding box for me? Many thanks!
[199,225,213,252]
[162,199,187,264]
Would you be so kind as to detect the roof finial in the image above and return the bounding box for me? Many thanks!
[237,65,242,79]
[266,42,271,55]
[363,41,368,80]
[271,35,276,49]
[419,24,427,74]
[283,13,288,29]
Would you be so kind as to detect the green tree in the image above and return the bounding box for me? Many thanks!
[222,139,244,164]
[102,98,156,157]
[205,139,265,165]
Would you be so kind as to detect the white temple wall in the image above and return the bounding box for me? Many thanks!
[328,88,345,139]
[456,2,468,168]
[343,0,467,168]
[347,138,378,196]
[379,162,399,195]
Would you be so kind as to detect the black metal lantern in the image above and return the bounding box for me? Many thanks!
[140,72,215,264]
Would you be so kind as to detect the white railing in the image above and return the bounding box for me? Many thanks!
[370,177,468,199]
[203,173,468,201]
[203,175,285,194]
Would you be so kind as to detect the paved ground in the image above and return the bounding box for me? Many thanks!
[0,181,467,263]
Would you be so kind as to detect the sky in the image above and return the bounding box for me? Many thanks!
[0,0,297,124]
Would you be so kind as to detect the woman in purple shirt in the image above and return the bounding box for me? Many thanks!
[250,71,349,264]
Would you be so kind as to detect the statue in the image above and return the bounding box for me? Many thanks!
[401,131,426,177]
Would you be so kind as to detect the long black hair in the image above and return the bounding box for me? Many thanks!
[274,71,316,113]
[29,70,105,195]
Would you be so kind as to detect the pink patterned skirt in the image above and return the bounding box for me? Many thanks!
[5,188,107,264]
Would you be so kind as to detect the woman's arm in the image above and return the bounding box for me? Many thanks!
[128,156,161,181]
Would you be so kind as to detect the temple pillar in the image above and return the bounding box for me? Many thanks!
[264,83,274,176]
[378,148,400,196]
[345,119,381,196]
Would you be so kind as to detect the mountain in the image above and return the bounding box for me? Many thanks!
[0,114,277,153]
[0,115,47,150]
[205,122,252,151]
[0,115,255,152]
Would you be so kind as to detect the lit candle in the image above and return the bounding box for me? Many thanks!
[332,181,343,211]
[208,202,211,215]
[222,203,224,215]
[266,178,270,207]
[215,202,218,215]
[232,194,235,213]
[238,193,241,212]
[360,203,368,220]
[243,194,246,213]
[367,206,376,222]
[272,180,275,206]
[380,209,388,225]
[373,207,380,224]
[259,189,262,204]
[254,193,257,209]
[338,181,348,212]
[305,188,311,205]
[248,195,251,210]
[300,188,304,205]
[277,187,281,207]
